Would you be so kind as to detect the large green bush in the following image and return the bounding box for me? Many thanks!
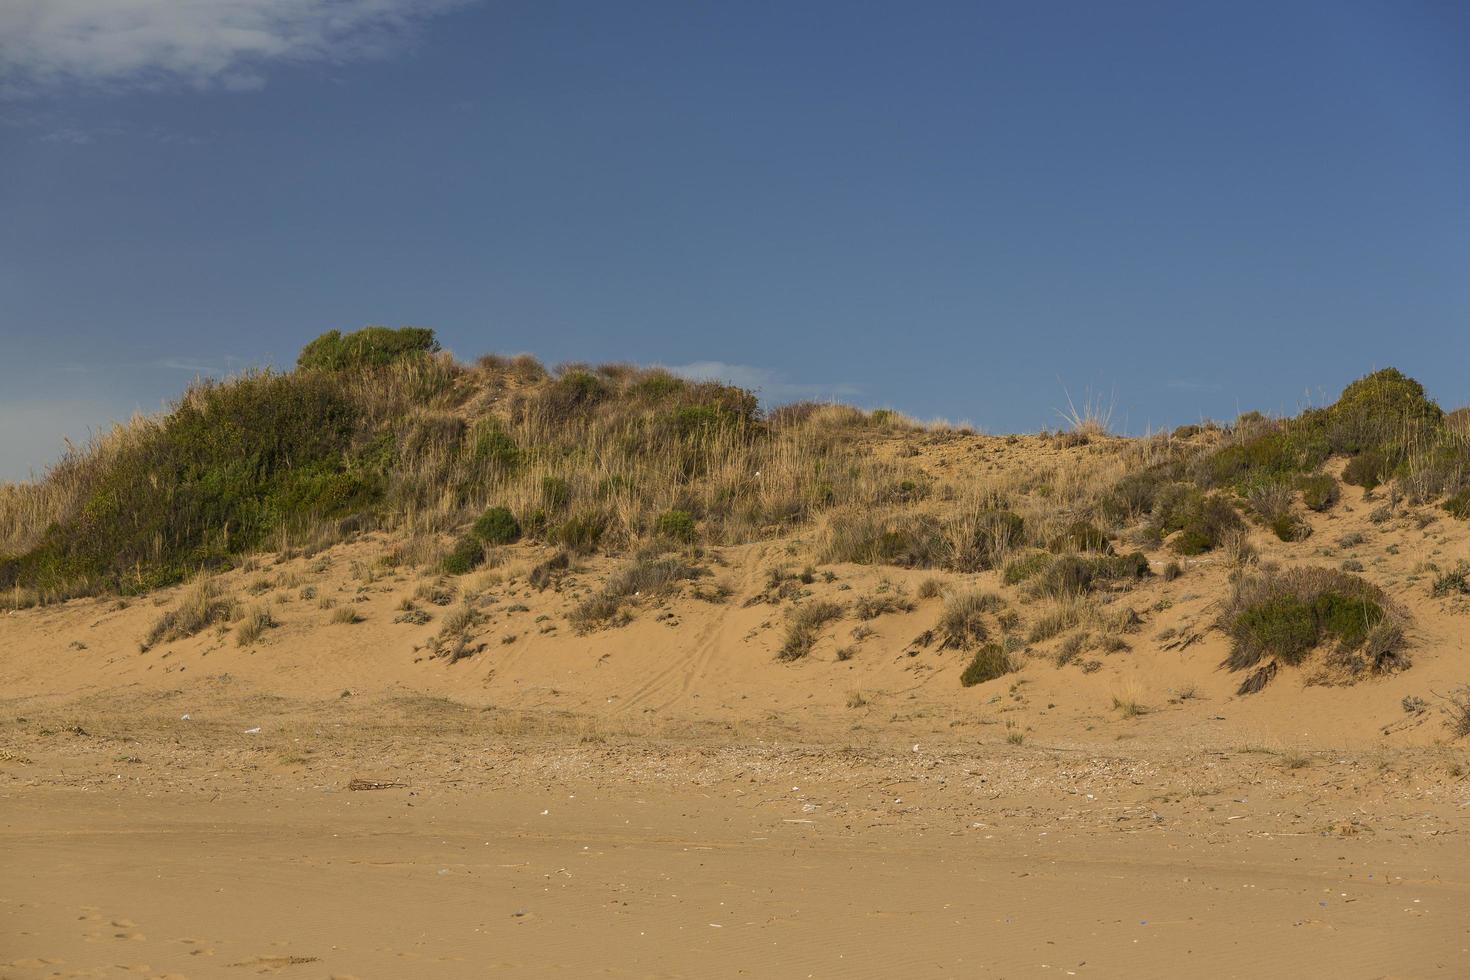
[297,326,440,372]
[1,371,382,593]
[1326,368,1442,455]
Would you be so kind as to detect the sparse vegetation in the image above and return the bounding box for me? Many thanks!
[778,600,845,661]
[235,605,276,646]
[142,576,238,650]
[571,555,704,630]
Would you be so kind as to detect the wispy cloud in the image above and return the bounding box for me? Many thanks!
[0,0,472,96]
[663,361,861,406]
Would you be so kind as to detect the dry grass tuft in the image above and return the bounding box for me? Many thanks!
[142,575,238,650]
[778,600,845,661]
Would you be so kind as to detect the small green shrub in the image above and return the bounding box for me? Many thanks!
[1341,450,1389,491]
[297,326,440,372]
[960,643,1012,687]
[471,506,521,545]
[654,509,697,543]
[467,420,520,471]
[442,535,485,575]
[1160,490,1242,555]
[1297,473,1339,512]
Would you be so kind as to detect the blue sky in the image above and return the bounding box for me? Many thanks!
[2,1,1468,481]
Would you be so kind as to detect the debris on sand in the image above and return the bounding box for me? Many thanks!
[348,778,408,791]
[1235,660,1278,696]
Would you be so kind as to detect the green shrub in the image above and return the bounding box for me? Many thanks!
[1327,367,1442,455]
[960,643,1012,687]
[1297,473,1339,512]
[471,506,521,545]
[1159,490,1242,555]
[297,326,440,372]
[1220,567,1391,671]
[1201,427,1328,489]
[1341,450,1390,491]
[1,370,382,594]
[467,420,520,471]
[442,535,485,575]
[654,509,697,542]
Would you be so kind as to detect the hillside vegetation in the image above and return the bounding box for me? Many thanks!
[3,329,1467,701]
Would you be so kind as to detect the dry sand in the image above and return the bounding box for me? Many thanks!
[4,439,1470,978]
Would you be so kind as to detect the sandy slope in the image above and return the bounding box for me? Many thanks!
[3,438,1470,977]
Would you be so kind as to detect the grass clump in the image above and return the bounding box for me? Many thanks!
[142,576,237,650]
[959,643,1012,687]
[330,606,363,625]
[235,605,276,646]
[937,589,1001,649]
[778,600,845,661]
[854,590,916,620]
[1431,562,1470,597]
[1219,567,1398,674]
[1030,551,1149,599]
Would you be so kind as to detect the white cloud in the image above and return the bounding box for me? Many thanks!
[0,0,471,95]
[663,361,861,406]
